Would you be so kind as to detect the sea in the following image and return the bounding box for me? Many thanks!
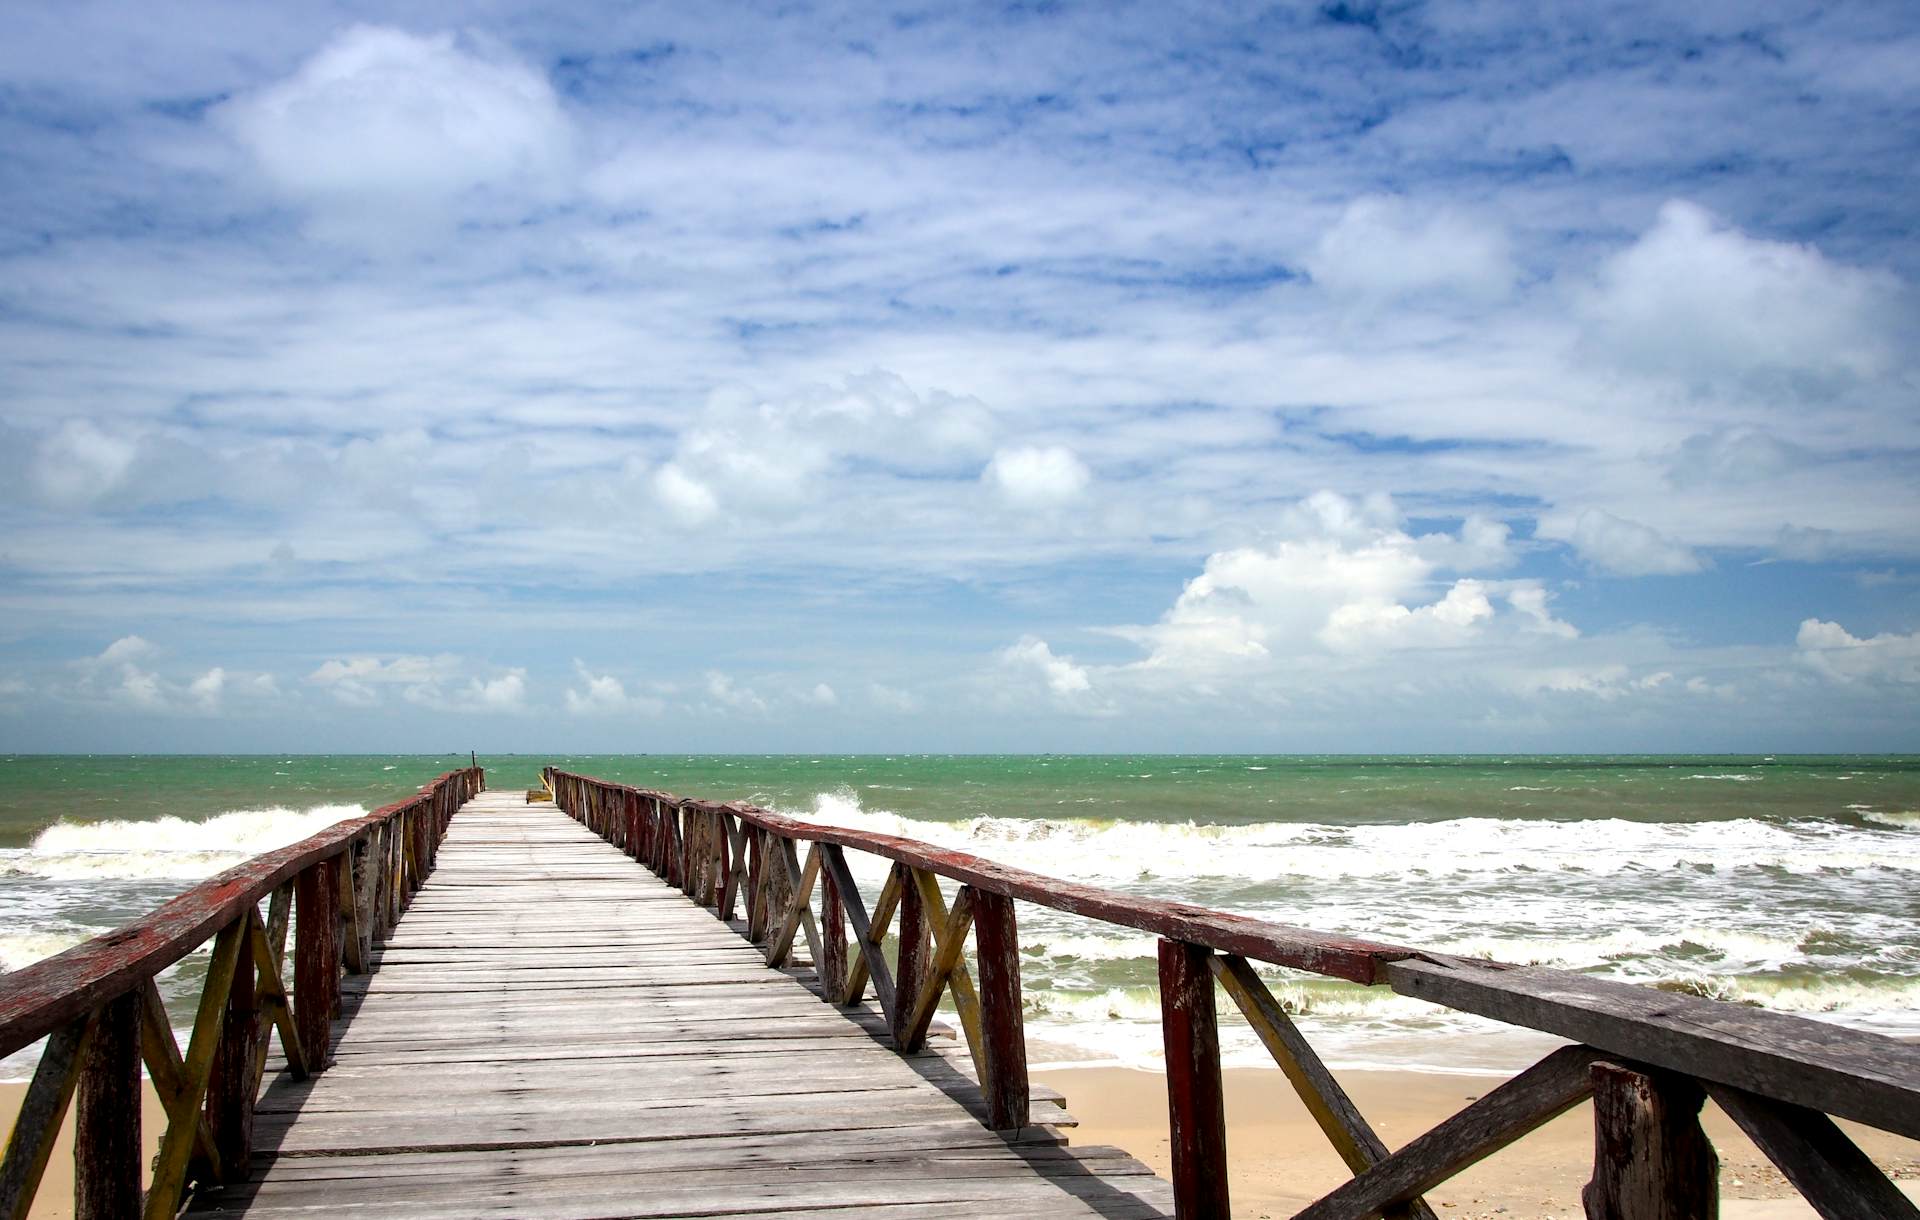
[2,754,1916,1081]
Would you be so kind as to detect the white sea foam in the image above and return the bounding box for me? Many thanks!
[789,789,1920,882]
[4,804,365,881]
[1861,810,1920,829]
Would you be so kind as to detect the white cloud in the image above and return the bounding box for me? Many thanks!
[869,683,919,714]
[704,671,769,716]
[96,636,155,666]
[32,420,137,509]
[982,445,1092,509]
[1306,195,1517,305]
[653,464,719,527]
[1545,509,1705,577]
[188,666,225,711]
[1796,619,1920,685]
[1001,635,1092,697]
[806,683,838,707]
[564,662,663,716]
[214,25,573,241]
[309,654,465,707]
[1578,200,1901,382]
[462,669,527,713]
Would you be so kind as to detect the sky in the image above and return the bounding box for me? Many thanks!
[1,1,1917,754]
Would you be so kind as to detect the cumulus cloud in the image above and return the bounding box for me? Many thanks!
[62,638,277,715]
[564,662,663,716]
[1796,620,1920,684]
[1545,509,1705,577]
[806,683,838,707]
[704,671,769,716]
[462,669,527,712]
[1306,195,1517,305]
[653,464,719,527]
[214,25,573,240]
[1578,200,1901,382]
[1113,492,1575,676]
[982,445,1092,509]
[309,654,464,707]
[659,372,994,521]
[1000,636,1092,697]
[32,420,137,509]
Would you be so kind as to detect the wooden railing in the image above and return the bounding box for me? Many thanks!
[546,767,1920,1220]
[0,767,483,1219]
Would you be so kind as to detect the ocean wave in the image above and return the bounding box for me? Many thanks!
[3,804,365,881]
[788,788,1920,882]
[1860,810,1920,829]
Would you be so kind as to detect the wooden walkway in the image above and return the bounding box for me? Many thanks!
[196,789,1173,1218]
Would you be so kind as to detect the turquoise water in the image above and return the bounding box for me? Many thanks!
[2,754,1916,1075]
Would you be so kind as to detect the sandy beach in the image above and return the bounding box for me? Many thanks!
[1034,1064,1920,1220]
[0,1079,167,1219]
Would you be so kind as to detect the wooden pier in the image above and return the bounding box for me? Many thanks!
[215,789,1170,1217]
[3,764,1918,1220]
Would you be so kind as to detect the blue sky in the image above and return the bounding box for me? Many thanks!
[1,1,1917,752]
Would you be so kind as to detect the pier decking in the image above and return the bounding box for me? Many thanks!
[204,790,1172,1218]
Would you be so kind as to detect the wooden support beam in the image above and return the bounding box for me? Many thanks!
[898,885,976,1053]
[339,836,368,974]
[294,859,338,1070]
[769,840,823,970]
[1583,1061,1716,1220]
[819,861,848,1004]
[144,917,246,1220]
[1703,1083,1916,1220]
[907,871,988,1084]
[892,863,930,1049]
[745,829,767,941]
[1293,1045,1602,1220]
[1212,954,1438,1220]
[841,865,901,1006]
[205,917,259,1182]
[0,1016,92,1220]
[74,992,140,1220]
[719,815,746,922]
[1159,939,1228,1220]
[972,888,1029,1133]
[136,979,220,1184]
[247,904,304,1080]
[819,844,896,1017]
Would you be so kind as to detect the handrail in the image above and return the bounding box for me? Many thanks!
[0,766,484,1219]
[546,766,1920,1220]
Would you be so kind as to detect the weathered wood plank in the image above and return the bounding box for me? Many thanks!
[1582,1061,1716,1220]
[1387,957,1920,1141]
[75,991,142,1219]
[1158,939,1227,1220]
[204,792,1169,1219]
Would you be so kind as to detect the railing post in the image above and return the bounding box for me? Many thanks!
[204,931,257,1181]
[1584,1062,1716,1220]
[73,994,139,1219]
[891,863,928,1045]
[973,890,1029,1132]
[1159,938,1228,1220]
[294,859,339,1070]
[820,864,848,1002]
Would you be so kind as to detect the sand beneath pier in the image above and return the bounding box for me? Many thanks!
[1034,1064,1920,1220]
